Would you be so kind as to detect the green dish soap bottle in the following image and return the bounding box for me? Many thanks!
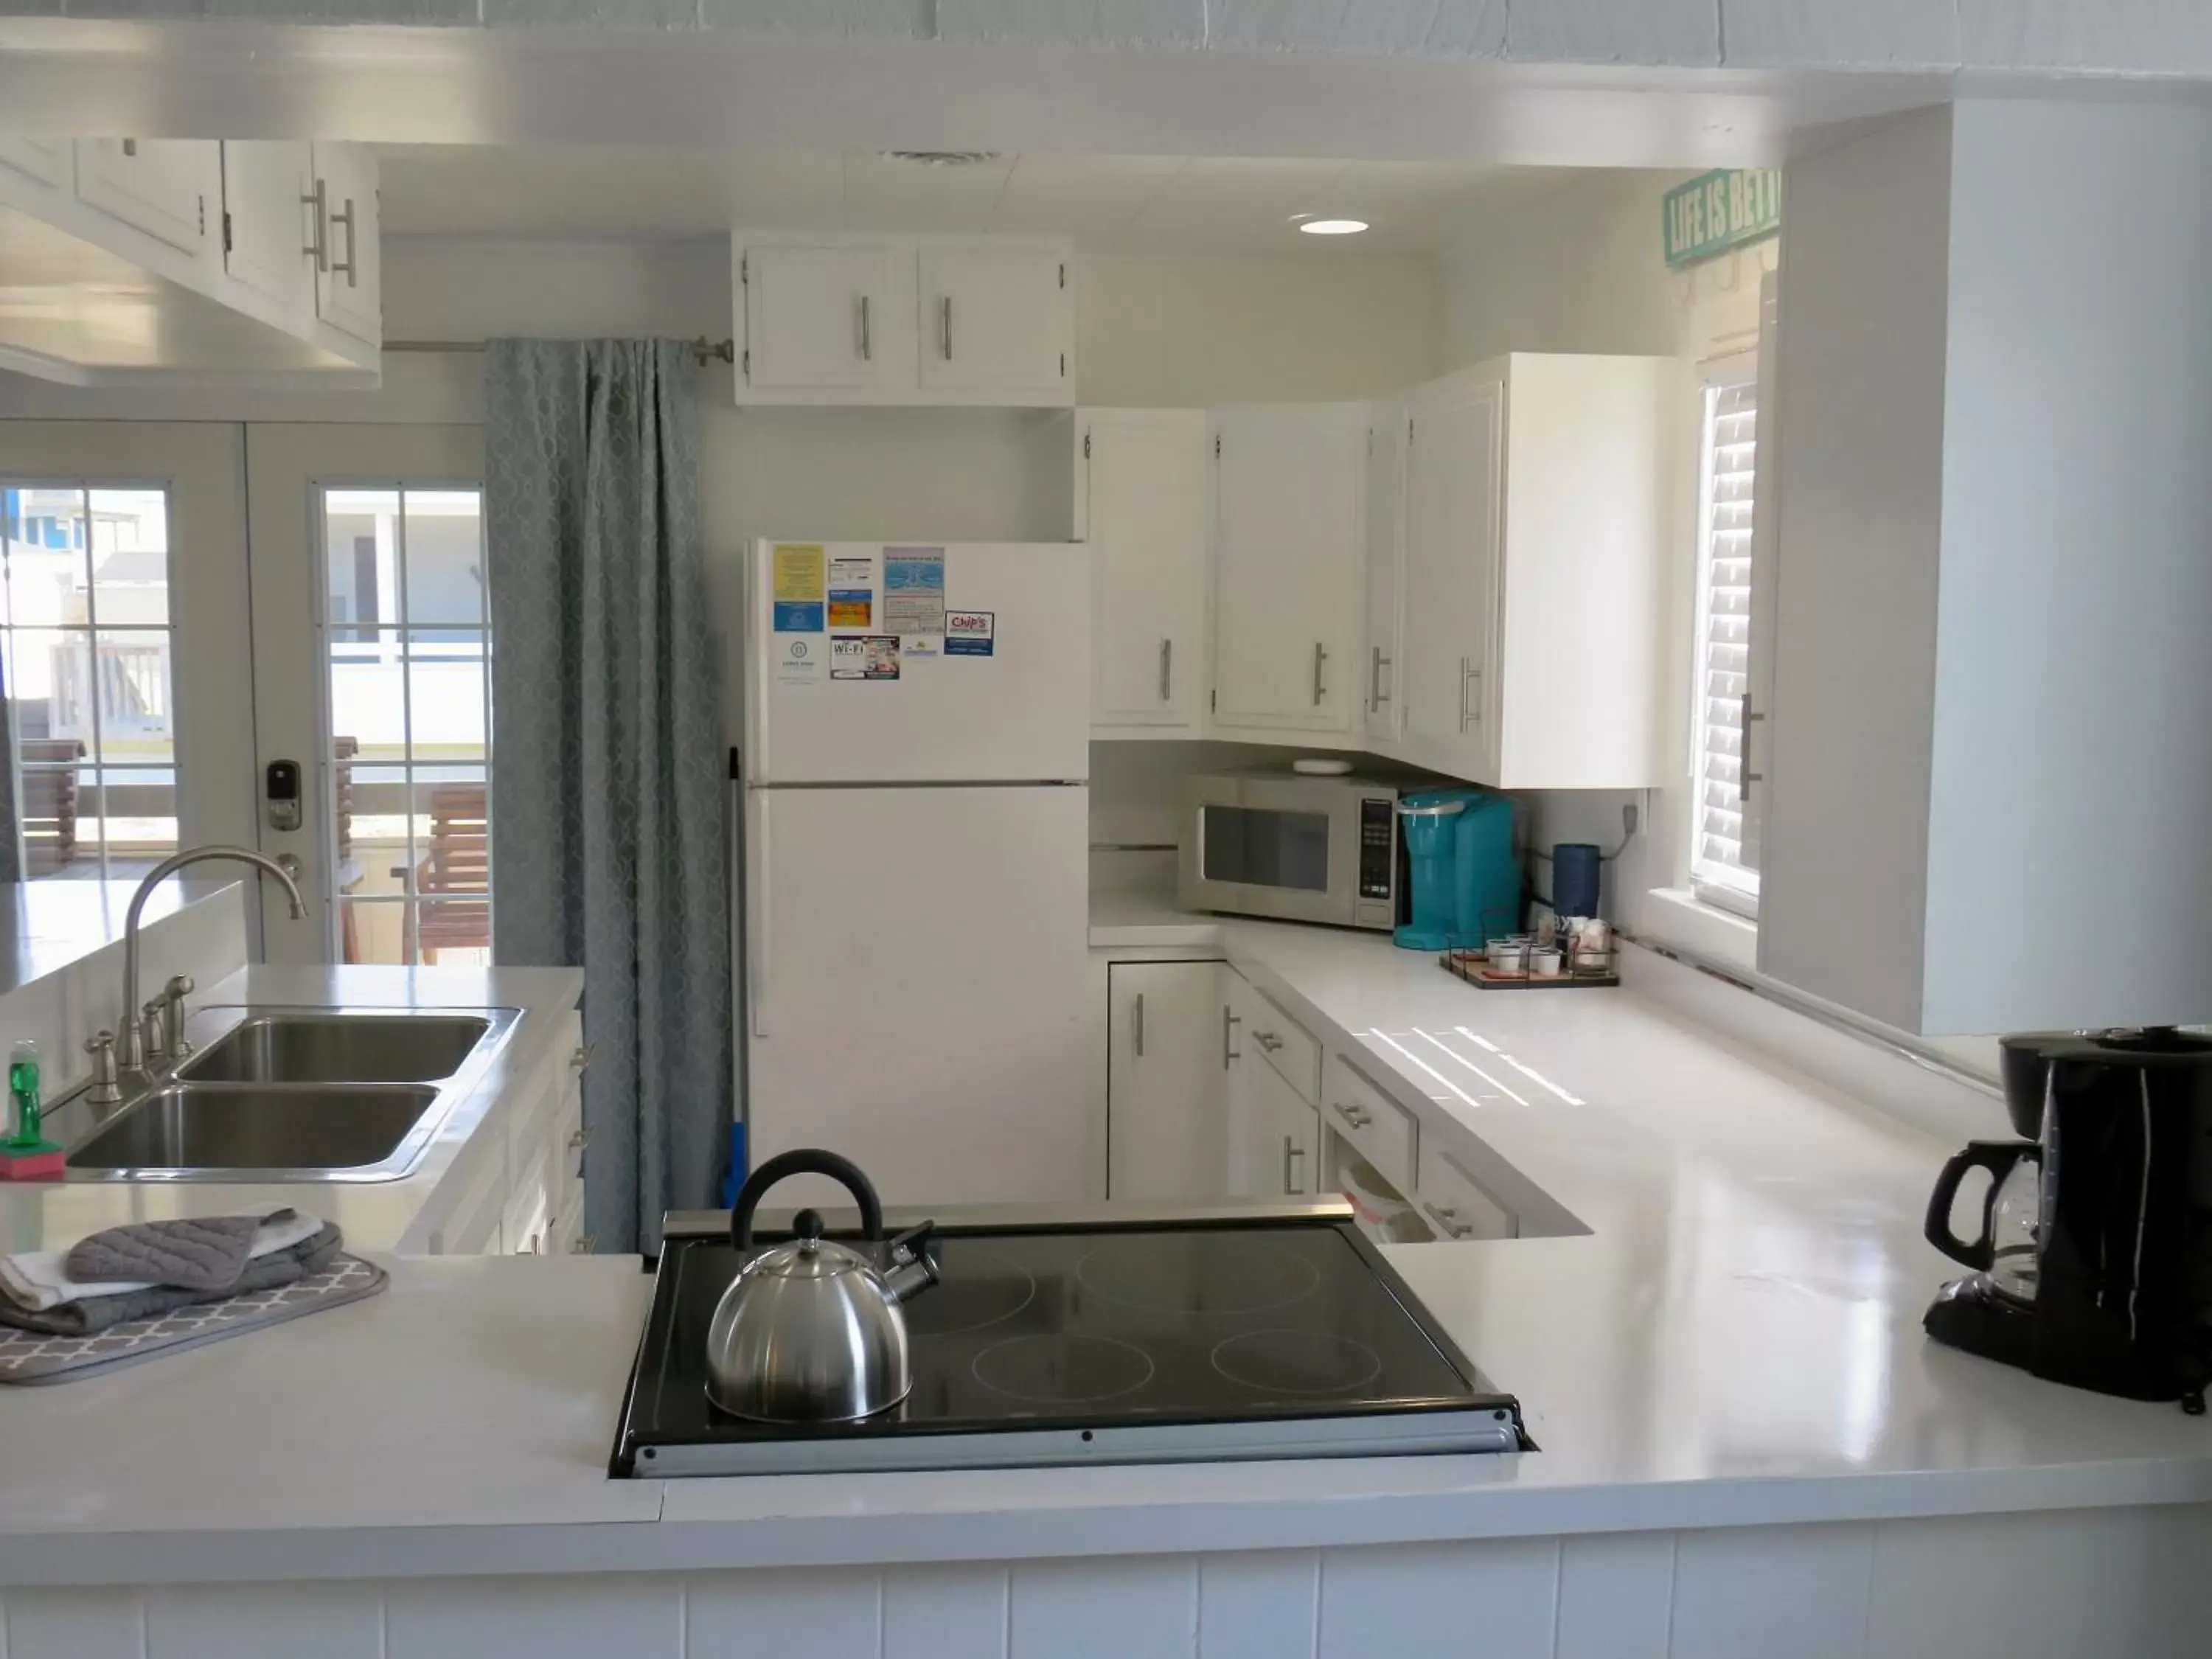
[9,1039,41,1147]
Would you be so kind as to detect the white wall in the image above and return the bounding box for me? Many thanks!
[1434,169,1767,947]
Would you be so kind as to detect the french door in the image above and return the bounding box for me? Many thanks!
[243,425,488,966]
[0,422,257,888]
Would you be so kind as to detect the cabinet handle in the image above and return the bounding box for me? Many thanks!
[1334,1101,1372,1130]
[1282,1136,1306,1195]
[571,1044,595,1073]
[1222,1007,1241,1068]
[941,295,953,359]
[1254,1030,1284,1053]
[330,195,358,288]
[568,1127,592,1151]
[1459,658,1484,732]
[1133,992,1146,1058]
[1370,646,1392,712]
[1740,689,1764,801]
[1421,1200,1477,1239]
[1159,638,1172,702]
[300,177,329,271]
[1311,641,1327,706]
[859,293,872,361]
[570,1234,597,1254]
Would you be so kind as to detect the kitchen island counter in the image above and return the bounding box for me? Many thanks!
[1,926,2208,1657]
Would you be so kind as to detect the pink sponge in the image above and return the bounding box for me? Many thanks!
[0,1141,64,1180]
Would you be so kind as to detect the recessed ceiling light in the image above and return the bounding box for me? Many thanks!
[1295,217,1369,235]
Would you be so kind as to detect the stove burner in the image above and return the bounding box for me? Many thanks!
[1074,1234,1321,1317]
[902,1249,1037,1338]
[972,1333,1155,1405]
[1211,1329,1384,1396]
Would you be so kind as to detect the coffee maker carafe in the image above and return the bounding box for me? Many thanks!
[1924,1027,2212,1411]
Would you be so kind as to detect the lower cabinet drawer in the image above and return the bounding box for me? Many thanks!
[1323,1053,1417,1194]
[1415,1141,1518,1240]
[1246,988,1321,1105]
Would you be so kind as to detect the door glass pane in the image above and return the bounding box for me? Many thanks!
[320,485,491,962]
[402,490,485,627]
[1200,806,1330,892]
[0,482,177,882]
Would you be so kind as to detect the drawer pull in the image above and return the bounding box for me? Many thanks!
[1421,1200,1477,1240]
[571,1043,596,1073]
[1254,1031,1284,1053]
[1334,1102,1373,1130]
[568,1127,591,1151]
[569,1234,597,1254]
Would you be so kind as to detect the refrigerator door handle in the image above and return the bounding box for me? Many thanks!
[749,791,770,1039]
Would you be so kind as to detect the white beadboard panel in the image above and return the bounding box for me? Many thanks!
[1669,1523,1874,1659]
[4,1587,144,1659]
[142,1582,381,1659]
[1956,0,2212,75]
[1506,0,1719,64]
[1555,1533,1674,1659]
[1197,1551,1318,1659]
[883,1565,1010,1659]
[1722,0,1963,66]
[1316,1540,1557,1659]
[1867,1506,2212,1659]
[386,1574,681,1659]
[1009,1556,1197,1659]
[687,1568,880,1659]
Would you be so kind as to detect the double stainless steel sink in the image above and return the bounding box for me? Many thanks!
[63,1007,521,1183]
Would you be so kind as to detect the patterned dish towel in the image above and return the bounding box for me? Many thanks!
[0,1255,387,1385]
[0,1225,342,1337]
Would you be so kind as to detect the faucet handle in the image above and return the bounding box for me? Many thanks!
[84,1030,114,1058]
[83,1031,123,1105]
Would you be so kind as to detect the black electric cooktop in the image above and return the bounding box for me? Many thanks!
[612,1204,1526,1476]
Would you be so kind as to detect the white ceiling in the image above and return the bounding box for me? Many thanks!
[375,147,1584,253]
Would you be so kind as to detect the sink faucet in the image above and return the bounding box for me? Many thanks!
[116,846,307,1074]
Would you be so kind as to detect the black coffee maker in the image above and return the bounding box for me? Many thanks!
[1924,1027,2212,1412]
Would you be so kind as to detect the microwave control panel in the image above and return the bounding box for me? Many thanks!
[1358,797,1396,900]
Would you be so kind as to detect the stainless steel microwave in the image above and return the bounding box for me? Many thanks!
[1178,769,1411,931]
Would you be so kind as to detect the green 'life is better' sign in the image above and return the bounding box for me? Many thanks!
[1663,168,1782,269]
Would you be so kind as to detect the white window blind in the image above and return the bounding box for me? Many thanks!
[1690,371,1760,914]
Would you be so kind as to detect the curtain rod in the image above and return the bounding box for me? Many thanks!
[383,336,737,366]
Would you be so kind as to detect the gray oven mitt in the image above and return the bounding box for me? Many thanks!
[64,1211,296,1293]
[2,1224,341,1338]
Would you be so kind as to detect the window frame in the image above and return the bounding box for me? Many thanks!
[1687,351,1762,922]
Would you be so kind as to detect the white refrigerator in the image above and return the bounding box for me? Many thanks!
[740,539,1092,1208]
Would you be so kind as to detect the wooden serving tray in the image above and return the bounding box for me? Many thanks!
[1441,951,1620,991]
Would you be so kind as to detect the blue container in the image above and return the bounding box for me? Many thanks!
[1394,789,1522,950]
[1552,843,1602,920]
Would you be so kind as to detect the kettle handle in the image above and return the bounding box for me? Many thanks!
[1924,1139,2034,1270]
[731,1149,886,1248]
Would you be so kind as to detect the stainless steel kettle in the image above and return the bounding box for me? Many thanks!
[705,1149,938,1422]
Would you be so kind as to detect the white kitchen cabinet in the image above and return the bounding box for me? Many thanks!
[1209,403,1366,737]
[0,138,65,188]
[74,139,220,257]
[1238,1049,1324,1200]
[308,142,380,347]
[917,243,1069,397]
[741,241,909,393]
[1398,371,1503,781]
[1079,408,1210,736]
[1377,355,1678,790]
[1416,1141,1518,1240]
[1106,961,1226,1200]
[1362,396,1408,747]
[414,1006,591,1257]
[733,232,1071,406]
[220,141,315,317]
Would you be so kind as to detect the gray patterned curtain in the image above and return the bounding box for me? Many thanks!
[484,339,730,1256]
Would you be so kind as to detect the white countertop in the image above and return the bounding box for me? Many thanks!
[3,912,2208,1586]
[0,963,584,1259]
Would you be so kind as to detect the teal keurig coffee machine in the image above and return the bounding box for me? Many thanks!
[1394,789,1520,951]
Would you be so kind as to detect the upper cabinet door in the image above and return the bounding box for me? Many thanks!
[917,246,1068,396]
[310,143,380,346]
[220,142,316,318]
[1082,408,1210,734]
[74,139,220,256]
[1399,375,1503,782]
[1211,404,1366,734]
[0,139,66,189]
[742,243,909,392]
[1363,398,1408,748]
